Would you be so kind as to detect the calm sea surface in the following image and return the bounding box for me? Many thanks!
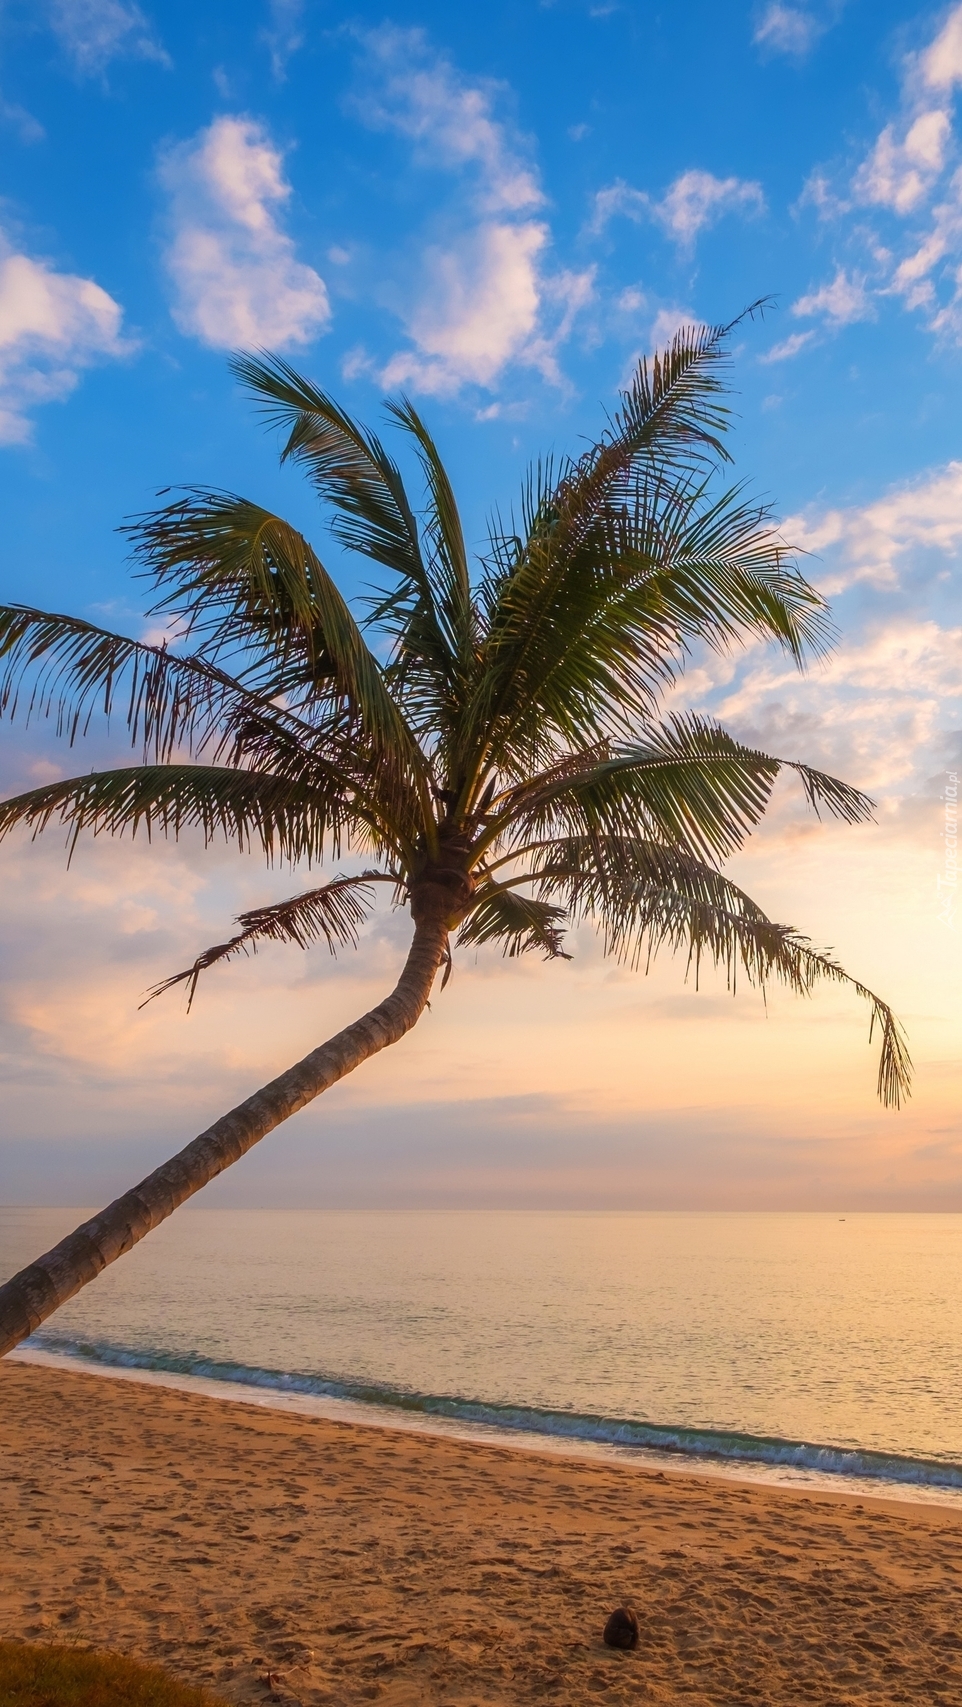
[3,1209,962,1495]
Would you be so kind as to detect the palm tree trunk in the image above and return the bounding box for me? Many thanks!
[0,907,450,1358]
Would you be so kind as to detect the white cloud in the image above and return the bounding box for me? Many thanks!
[648,306,698,349]
[921,3,962,90]
[160,116,330,350]
[591,170,764,248]
[380,223,547,393]
[784,461,962,591]
[797,170,850,220]
[753,5,823,57]
[759,330,816,362]
[887,174,962,326]
[0,242,131,445]
[589,179,648,233]
[355,26,543,216]
[659,171,765,244]
[827,5,962,341]
[676,467,962,798]
[855,109,951,214]
[791,267,872,325]
[352,29,589,396]
[47,0,169,76]
[711,617,961,795]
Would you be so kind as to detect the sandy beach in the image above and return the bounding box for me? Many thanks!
[2,1361,962,1705]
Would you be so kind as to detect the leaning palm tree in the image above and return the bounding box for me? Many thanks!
[0,316,909,1357]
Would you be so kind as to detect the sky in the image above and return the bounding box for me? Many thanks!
[0,0,959,1211]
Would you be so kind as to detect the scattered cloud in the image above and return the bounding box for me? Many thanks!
[784,460,962,592]
[0,239,131,445]
[649,306,698,349]
[351,29,590,395]
[759,329,816,362]
[792,267,872,325]
[710,615,962,798]
[659,171,765,245]
[797,170,850,220]
[753,4,823,58]
[674,462,962,806]
[261,0,304,82]
[815,3,962,342]
[921,4,962,91]
[379,222,547,392]
[160,115,330,350]
[47,0,169,77]
[591,169,764,248]
[353,26,543,216]
[855,109,951,214]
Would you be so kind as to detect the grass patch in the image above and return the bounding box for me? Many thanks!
[0,1644,221,1707]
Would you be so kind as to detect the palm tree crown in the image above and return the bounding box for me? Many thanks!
[0,317,909,1106]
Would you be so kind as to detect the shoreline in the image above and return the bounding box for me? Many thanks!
[3,1357,962,1705]
[11,1343,962,1512]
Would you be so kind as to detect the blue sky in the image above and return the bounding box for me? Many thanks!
[0,0,959,1209]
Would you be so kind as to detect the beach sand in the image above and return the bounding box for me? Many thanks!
[2,1362,961,1705]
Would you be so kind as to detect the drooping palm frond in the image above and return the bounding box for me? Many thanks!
[457,886,569,960]
[144,872,394,1009]
[484,716,873,866]
[496,832,911,1108]
[0,604,318,765]
[0,762,391,866]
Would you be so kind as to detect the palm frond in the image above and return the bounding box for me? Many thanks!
[519,833,911,1107]
[486,716,873,865]
[383,397,474,667]
[457,887,569,959]
[540,305,773,555]
[123,490,425,781]
[471,440,829,783]
[145,871,393,1009]
[0,603,320,765]
[0,763,387,866]
[230,351,425,585]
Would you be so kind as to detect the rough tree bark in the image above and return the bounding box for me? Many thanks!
[0,900,451,1359]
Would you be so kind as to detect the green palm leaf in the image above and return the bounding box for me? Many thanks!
[0,763,389,866]
[517,833,911,1108]
[145,872,394,1009]
[230,352,425,582]
[229,354,467,711]
[488,716,872,865]
[472,470,829,781]
[457,887,569,960]
[0,603,315,764]
[124,491,425,778]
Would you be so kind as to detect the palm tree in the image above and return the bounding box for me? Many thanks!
[0,316,910,1358]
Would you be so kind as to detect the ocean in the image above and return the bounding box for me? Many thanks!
[3,1207,962,1501]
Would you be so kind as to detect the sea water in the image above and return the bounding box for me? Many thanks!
[2,1208,962,1498]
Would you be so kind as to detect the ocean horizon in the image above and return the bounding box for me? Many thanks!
[3,1206,961,1503]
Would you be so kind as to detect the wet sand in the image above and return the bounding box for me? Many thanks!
[2,1359,961,1705]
